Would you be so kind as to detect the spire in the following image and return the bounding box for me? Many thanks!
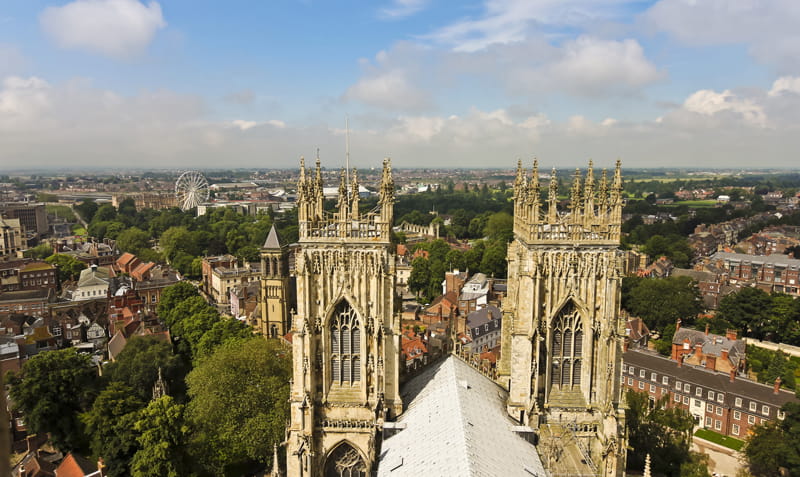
[597,169,609,221]
[548,167,558,223]
[337,167,348,210]
[351,168,360,218]
[513,158,527,201]
[152,367,168,400]
[611,159,623,205]
[380,158,394,205]
[529,159,540,205]
[570,168,583,222]
[297,156,307,201]
[584,160,595,222]
[269,443,282,477]
[263,224,282,249]
[644,453,651,477]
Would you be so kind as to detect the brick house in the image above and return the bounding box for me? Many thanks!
[623,349,797,438]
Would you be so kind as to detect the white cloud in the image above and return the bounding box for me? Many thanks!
[40,0,166,59]
[539,37,662,96]
[345,69,432,112]
[681,89,766,127]
[379,0,430,19]
[769,76,800,97]
[643,0,800,72]
[425,0,639,52]
[0,44,27,77]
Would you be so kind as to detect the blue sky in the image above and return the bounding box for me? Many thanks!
[1,0,800,170]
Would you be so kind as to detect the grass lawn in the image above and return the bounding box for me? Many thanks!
[663,199,718,208]
[695,428,745,451]
[46,204,77,221]
[71,224,87,236]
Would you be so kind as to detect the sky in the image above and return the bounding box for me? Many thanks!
[1,0,800,171]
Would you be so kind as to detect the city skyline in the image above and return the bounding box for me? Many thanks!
[2,0,800,170]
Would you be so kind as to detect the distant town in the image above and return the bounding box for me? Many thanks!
[3,164,800,477]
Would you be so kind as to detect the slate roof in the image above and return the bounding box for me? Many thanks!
[263,225,283,249]
[378,356,546,477]
[77,267,110,287]
[672,327,746,367]
[712,251,800,269]
[466,305,501,329]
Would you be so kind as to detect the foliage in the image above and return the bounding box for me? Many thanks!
[641,234,693,268]
[131,396,192,477]
[621,276,702,332]
[9,349,98,451]
[105,336,187,401]
[746,346,799,390]
[711,288,800,343]
[116,227,152,256]
[157,281,200,325]
[193,319,254,362]
[81,382,145,477]
[23,243,53,260]
[75,200,99,222]
[742,402,800,477]
[46,253,87,283]
[186,338,291,476]
[625,390,702,477]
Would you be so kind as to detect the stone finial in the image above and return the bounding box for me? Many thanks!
[644,453,651,477]
[570,168,583,221]
[548,167,559,222]
[584,160,595,215]
[597,169,609,220]
[529,159,540,206]
[269,443,282,477]
[351,168,360,217]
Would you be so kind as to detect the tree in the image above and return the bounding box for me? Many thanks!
[408,257,431,300]
[81,382,144,477]
[716,287,773,339]
[105,336,186,401]
[484,211,513,243]
[194,319,254,362]
[625,390,700,476]
[9,349,98,451]
[46,253,87,283]
[622,276,702,332]
[187,338,291,476]
[116,227,151,255]
[75,200,98,222]
[157,282,200,325]
[131,396,192,477]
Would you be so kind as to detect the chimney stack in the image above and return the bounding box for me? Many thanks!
[775,377,782,394]
[730,369,736,383]
[676,318,682,331]
[726,329,738,341]
[677,355,683,368]
[97,457,106,477]
[705,323,710,336]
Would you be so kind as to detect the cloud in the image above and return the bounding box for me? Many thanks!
[769,76,800,97]
[532,36,663,96]
[40,0,166,59]
[424,0,639,52]
[4,74,800,171]
[643,0,800,72]
[379,0,430,19]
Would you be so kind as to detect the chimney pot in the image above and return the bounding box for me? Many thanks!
[676,318,681,331]
[775,377,782,394]
[705,323,710,336]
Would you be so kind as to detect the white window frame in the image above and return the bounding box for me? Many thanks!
[732,424,740,436]
[750,402,757,412]
[734,411,741,420]
[684,383,690,393]
[762,405,770,416]
[662,376,669,385]
[708,390,715,400]
[735,397,742,407]
[715,420,722,431]
[748,415,756,425]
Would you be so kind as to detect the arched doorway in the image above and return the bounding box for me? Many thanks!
[324,442,367,477]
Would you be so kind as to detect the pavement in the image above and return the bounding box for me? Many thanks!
[692,435,743,477]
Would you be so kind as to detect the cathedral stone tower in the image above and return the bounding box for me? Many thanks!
[498,159,627,476]
[260,225,290,338]
[286,158,402,477]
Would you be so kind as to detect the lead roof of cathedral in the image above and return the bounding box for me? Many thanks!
[377,356,546,477]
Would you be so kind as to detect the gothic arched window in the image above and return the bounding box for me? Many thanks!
[330,301,361,386]
[324,442,367,477]
[550,302,584,389]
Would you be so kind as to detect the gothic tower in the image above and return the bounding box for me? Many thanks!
[498,159,627,476]
[286,158,402,477]
[260,225,290,338]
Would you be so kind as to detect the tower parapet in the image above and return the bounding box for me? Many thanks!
[297,157,394,243]
[513,159,623,245]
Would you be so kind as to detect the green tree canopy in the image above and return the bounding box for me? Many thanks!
[81,382,144,477]
[131,396,192,477]
[9,349,98,451]
[46,253,87,283]
[186,338,291,476]
[622,276,702,332]
[105,335,186,401]
[116,227,151,256]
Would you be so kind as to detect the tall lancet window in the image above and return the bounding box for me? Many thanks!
[330,301,361,386]
[550,302,584,388]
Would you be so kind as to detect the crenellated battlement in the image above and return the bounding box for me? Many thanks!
[513,159,623,245]
[297,157,395,243]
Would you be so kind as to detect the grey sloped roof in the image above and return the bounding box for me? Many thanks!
[378,356,546,477]
[263,225,282,249]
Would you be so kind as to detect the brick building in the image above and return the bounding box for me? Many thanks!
[623,349,797,438]
[711,251,800,297]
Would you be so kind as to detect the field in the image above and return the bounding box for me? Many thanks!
[45,204,77,221]
[694,429,745,451]
[664,200,718,208]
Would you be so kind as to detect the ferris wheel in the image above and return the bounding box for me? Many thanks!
[175,170,209,211]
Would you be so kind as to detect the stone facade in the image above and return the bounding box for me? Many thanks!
[259,225,291,338]
[286,159,402,477]
[498,159,627,476]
